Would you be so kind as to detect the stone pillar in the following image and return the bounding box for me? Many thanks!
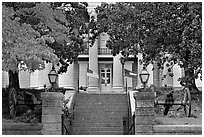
[41,92,63,135]
[87,38,99,92]
[134,89,155,135]
[112,54,123,91]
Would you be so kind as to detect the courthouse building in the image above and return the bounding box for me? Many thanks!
[2,29,202,92]
[2,3,202,92]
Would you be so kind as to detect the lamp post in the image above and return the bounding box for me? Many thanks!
[139,66,150,89]
[48,65,58,90]
[120,56,126,88]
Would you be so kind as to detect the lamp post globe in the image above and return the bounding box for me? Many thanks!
[120,56,126,88]
[48,66,58,88]
[120,56,126,65]
[139,67,150,88]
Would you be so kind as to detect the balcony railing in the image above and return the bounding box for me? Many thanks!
[98,48,112,55]
[80,48,112,55]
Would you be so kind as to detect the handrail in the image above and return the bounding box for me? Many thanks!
[123,78,135,135]
[61,90,77,135]
[62,114,71,135]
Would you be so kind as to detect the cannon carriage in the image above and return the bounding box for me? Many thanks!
[153,86,191,117]
[3,86,43,118]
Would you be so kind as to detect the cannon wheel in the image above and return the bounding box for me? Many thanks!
[183,88,191,117]
[8,87,17,118]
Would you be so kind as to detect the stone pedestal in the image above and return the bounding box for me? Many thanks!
[41,92,63,135]
[134,89,155,135]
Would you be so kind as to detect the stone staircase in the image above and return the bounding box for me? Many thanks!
[72,92,128,135]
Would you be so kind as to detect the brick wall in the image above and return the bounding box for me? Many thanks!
[41,92,63,135]
[134,89,155,135]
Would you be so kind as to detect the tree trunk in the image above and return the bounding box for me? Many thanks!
[184,68,200,93]
[8,70,20,89]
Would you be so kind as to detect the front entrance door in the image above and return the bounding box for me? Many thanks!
[100,65,112,92]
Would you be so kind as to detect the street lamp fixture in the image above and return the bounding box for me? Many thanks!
[48,65,58,88]
[120,56,126,65]
[139,67,150,88]
[120,56,126,88]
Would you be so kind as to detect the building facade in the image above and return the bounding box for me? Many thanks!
[2,3,202,91]
[2,31,202,92]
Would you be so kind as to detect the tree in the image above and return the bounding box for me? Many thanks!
[2,2,89,89]
[94,2,202,92]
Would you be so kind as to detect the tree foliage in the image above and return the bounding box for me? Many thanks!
[2,2,90,74]
[94,2,202,90]
[2,4,57,72]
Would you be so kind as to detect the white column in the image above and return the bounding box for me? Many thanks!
[153,61,160,87]
[30,70,39,88]
[112,54,123,91]
[59,63,74,89]
[38,63,52,89]
[79,61,88,88]
[124,61,133,87]
[195,74,202,90]
[137,53,143,88]
[73,61,79,90]
[19,70,30,88]
[2,71,9,88]
[173,64,182,89]
[146,63,153,86]
[87,38,100,92]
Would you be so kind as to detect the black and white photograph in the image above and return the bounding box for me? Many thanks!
[1,1,202,135]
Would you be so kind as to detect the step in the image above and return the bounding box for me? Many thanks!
[74,116,123,122]
[75,97,126,100]
[73,126,123,132]
[72,131,123,135]
[74,107,128,111]
[73,93,128,135]
[73,122,123,127]
[73,119,123,124]
[74,114,126,119]
[76,100,127,103]
[74,112,127,117]
[75,101,127,105]
[75,101,127,104]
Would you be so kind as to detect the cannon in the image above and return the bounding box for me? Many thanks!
[154,87,191,117]
[5,86,67,118]
[6,87,42,118]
